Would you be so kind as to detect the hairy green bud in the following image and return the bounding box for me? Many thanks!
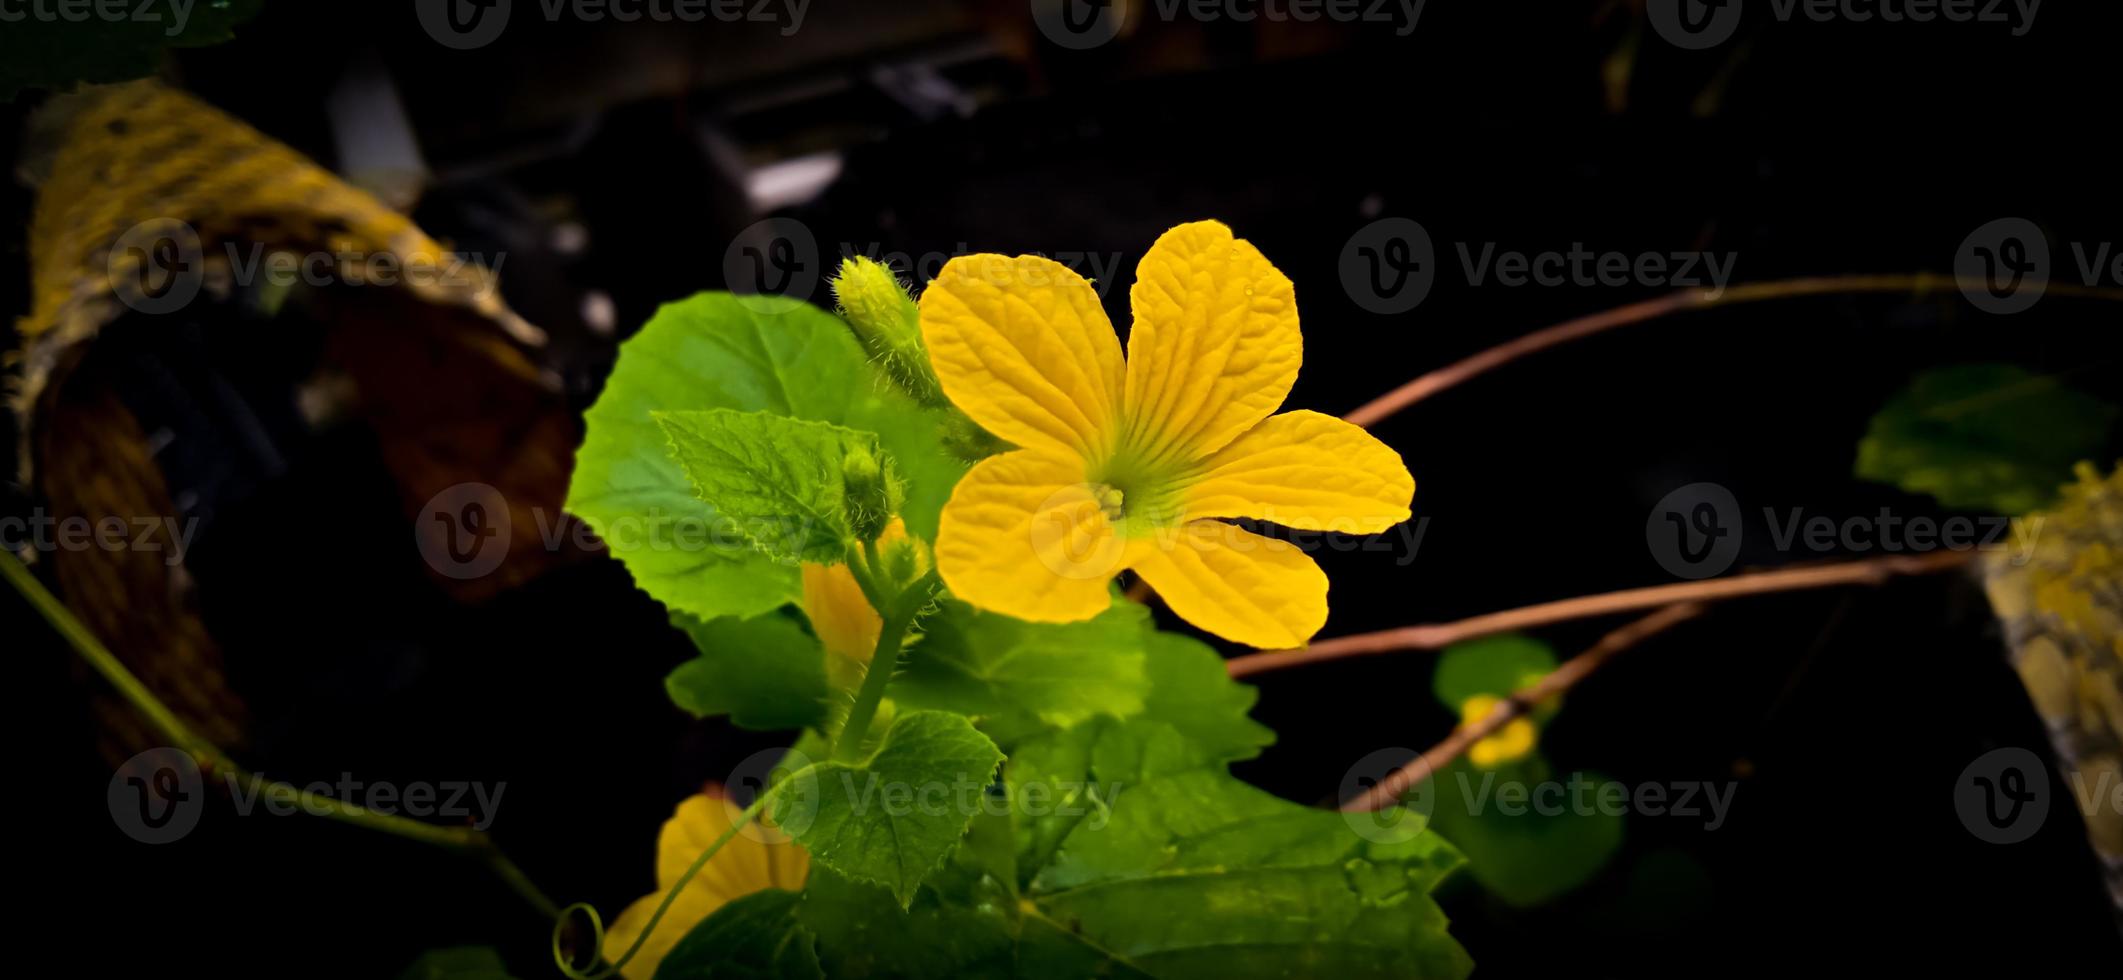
[841,444,894,543]
[831,255,942,405]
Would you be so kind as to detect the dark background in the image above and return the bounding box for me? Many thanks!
[6,1,2121,976]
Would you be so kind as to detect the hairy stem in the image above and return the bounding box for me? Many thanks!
[1339,603,1705,813]
[3,551,560,920]
[1227,550,1972,678]
[835,569,939,762]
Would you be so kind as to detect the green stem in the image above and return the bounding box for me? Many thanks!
[835,570,938,763]
[554,788,780,979]
[2,551,560,921]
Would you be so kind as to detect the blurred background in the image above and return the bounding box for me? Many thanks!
[5,1,2120,976]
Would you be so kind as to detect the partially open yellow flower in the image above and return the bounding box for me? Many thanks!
[604,787,809,980]
[920,220,1414,648]
[1460,695,1539,769]
[799,518,923,691]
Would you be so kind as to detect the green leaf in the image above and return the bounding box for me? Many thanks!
[796,866,1022,978]
[892,599,1151,746]
[1007,720,1470,978]
[666,611,830,730]
[1855,363,2118,514]
[1425,755,1625,908]
[771,710,1005,907]
[654,890,823,980]
[397,947,517,980]
[567,293,964,622]
[1,0,264,100]
[674,720,1468,978]
[1432,634,1559,718]
[1136,629,1276,763]
[656,409,885,565]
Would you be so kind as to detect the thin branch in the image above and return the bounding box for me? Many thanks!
[1340,602,1706,813]
[1343,274,2123,428]
[3,551,560,920]
[1227,550,1972,678]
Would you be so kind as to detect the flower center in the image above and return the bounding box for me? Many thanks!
[1090,443,1190,537]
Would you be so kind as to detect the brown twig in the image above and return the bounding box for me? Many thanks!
[1227,550,1973,678]
[1342,274,2123,428]
[1339,602,1707,813]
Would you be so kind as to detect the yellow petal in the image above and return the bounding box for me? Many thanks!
[605,790,808,980]
[802,562,880,668]
[1122,221,1301,465]
[799,520,916,684]
[935,450,1130,622]
[919,253,1124,458]
[1184,410,1413,533]
[1130,520,1327,648]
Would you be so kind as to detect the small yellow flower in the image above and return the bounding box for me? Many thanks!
[920,220,1414,648]
[604,786,809,980]
[799,518,924,691]
[1460,695,1539,768]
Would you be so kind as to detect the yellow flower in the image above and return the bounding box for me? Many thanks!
[1460,695,1539,768]
[604,786,809,980]
[920,220,1415,648]
[799,518,924,691]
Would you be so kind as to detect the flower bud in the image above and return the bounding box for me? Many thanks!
[832,256,942,405]
[841,444,894,543]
